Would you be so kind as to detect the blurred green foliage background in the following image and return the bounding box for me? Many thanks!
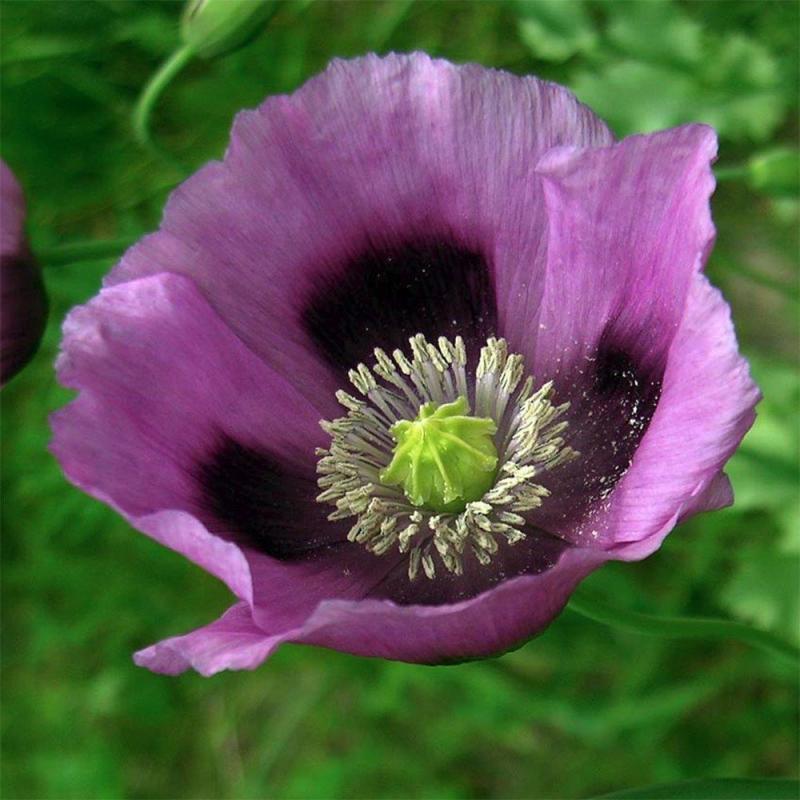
[1,1,798,798]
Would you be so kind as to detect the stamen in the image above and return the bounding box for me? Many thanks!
[316,334,577,581]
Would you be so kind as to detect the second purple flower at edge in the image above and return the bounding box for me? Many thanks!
[1,161,47,386]
[51,53,759,675]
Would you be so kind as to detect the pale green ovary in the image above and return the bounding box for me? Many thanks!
[379,396,499,513]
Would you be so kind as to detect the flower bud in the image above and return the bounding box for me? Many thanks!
[1,161,47,385]
[181,0,276,60]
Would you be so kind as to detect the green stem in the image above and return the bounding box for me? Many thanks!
[567,588,800,665]
[37,237,138,267]
[132,44,195,158]
[714,164,750,182]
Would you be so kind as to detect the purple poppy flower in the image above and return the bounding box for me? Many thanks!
[1,161,47,385]
[51,54,759,675]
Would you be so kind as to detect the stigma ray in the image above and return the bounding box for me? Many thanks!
[316,334,577,581]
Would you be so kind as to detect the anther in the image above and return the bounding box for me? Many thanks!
[316,333,577,581]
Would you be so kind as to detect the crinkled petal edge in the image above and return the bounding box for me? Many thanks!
[134,545,606,674]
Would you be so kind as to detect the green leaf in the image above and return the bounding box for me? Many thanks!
[748,148,800,198]
[605,0,703,68]
[716,356,800,646]
[726,356,799,525]
[596,778,799,799]
[568,588,799,665]
[720,551,800,646]
[574,2,787,140]
[514,0,596,62]
[573,55,784,141]
[573,61,697,134]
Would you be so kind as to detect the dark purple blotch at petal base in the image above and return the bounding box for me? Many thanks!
[529,340,664,540]
[50,54,760,675]
[196,434,348,559]
[1,161,47,385]
[302,239,496,377]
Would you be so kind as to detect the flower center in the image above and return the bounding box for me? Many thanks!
[380,396,498,513]
[316,334,577,581]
